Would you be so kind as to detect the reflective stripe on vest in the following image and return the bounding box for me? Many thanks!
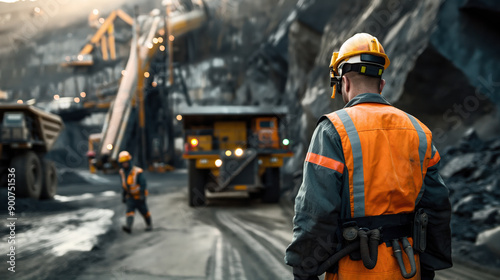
[405,113,427,175]
[406,113,428,206]
[305,152,345,174]
[336,110,365,218]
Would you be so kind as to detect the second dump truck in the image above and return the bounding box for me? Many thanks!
[0,104,63,199]
[181,106,292,206]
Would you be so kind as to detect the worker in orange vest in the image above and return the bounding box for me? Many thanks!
[285,33,452,280]
[118,151,152,233]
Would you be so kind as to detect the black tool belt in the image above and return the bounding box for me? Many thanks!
[317,211,426,278]
[341,212,414,244]
[339,212,423,279]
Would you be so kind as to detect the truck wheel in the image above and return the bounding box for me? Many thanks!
[262,168,280,203]
[188,159,207,207]
[12,152,42,198]
[40,160,57,199]
[0,172,7,188]
[248,192,261,200]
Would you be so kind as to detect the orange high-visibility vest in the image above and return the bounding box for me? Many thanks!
[119,166,148,200]
[323,102,440,280]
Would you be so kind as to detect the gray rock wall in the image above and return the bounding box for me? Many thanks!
[431,0,500,105]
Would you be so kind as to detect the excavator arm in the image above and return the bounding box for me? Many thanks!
[92,3,208,171]
[63,9,133,67]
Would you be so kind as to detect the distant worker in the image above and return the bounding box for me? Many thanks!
[118,151,152,233]
[285,33,452,280]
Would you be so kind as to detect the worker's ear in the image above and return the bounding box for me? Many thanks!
[342,75,350,94]
[379,78,386,93]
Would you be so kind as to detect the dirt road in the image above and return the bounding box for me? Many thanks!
[1,169,497,279]
[73,170,295,280]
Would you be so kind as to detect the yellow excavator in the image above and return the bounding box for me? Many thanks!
[62,9,134,67]
[80,1,208,173]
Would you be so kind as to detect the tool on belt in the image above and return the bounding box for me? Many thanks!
[317,210,428,278]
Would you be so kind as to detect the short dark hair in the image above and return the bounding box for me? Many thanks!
[345,72,381,89]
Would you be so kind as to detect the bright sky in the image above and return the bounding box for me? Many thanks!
[0,0,38,3]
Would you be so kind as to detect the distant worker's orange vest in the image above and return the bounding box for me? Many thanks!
[119,166,148,200]
[324,102,439,280]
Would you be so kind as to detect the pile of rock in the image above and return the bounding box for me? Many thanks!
[440,129,500,267]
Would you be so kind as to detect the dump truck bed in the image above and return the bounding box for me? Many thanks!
[180,106,288,126]
[0,104,64,152]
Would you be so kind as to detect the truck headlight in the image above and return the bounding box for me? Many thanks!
[215,159,222,167]
[235,148,243,157]
[190,138,199,147]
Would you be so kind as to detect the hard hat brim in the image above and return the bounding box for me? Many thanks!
[331,51,390,76]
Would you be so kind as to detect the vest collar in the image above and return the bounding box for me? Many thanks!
[344,93,392,108]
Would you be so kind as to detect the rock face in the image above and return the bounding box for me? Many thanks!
[476,226,500,257]
[442,130,500,267]
[431,0,500,106]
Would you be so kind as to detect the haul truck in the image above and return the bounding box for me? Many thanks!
[181,106,293,206]
[0,104,63,199]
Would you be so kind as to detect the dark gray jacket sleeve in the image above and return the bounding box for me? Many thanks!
[285,119,346,279]
[120,169,127,199]
[417,144,453,272]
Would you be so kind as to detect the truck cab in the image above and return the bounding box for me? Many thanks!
[1,112,31,143]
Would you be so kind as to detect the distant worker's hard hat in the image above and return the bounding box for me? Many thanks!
[329,33,390,98]
[118,151,132,163]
